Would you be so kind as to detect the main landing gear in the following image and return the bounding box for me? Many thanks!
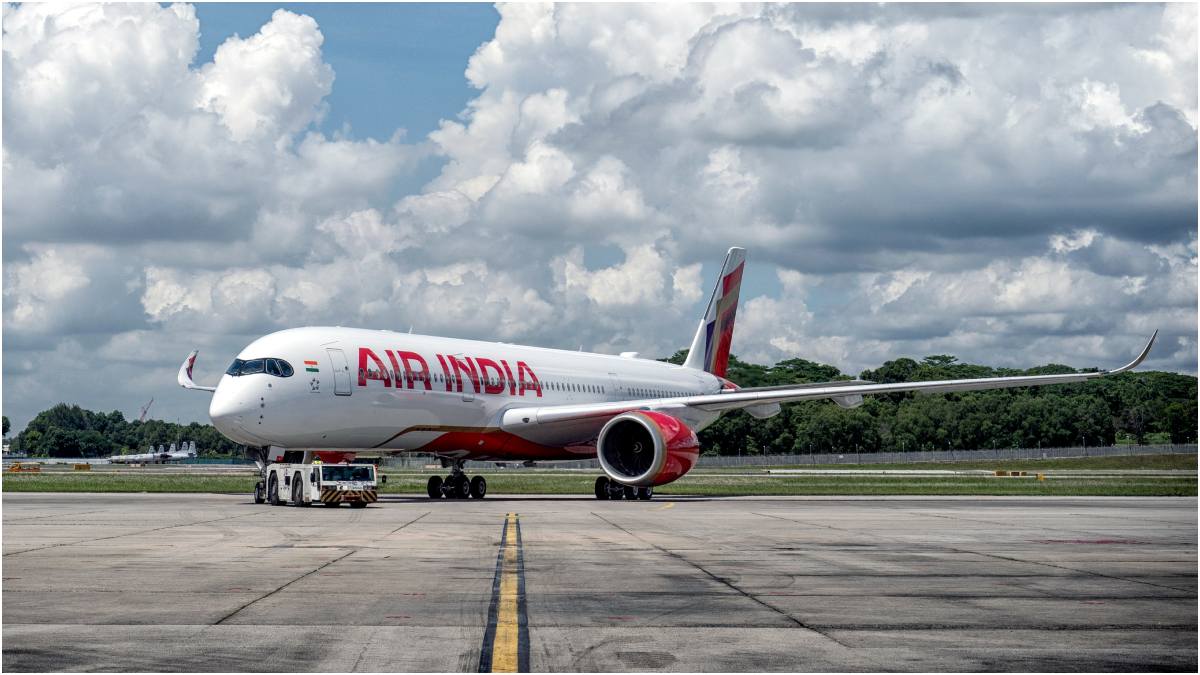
[594,476,652,500]
[427,462,487,499]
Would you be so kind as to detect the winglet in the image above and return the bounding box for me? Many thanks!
[1105,330,1158,375]
[178,349,217,392]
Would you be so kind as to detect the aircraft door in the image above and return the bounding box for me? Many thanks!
[327,348,352,396]
[607,372,625,400]
[451,354,474,402]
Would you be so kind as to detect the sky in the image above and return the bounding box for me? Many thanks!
[2,2,1196,435]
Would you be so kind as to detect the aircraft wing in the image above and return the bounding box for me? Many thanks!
[501,331,1157,430]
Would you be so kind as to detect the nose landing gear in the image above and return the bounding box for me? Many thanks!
[594,476,653,500]
[426,461,487,499]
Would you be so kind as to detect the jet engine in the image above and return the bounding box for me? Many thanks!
[596,411,699,487]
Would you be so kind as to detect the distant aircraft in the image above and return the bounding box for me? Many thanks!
[179,247,1156,500]
[110,441,197,464]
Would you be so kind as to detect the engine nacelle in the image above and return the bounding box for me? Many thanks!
[596,411,699,487]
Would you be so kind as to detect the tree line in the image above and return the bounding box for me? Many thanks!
[6,405,242,458]
[3,351,1195,458]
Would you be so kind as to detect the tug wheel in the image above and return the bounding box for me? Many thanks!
[268,476,283,506]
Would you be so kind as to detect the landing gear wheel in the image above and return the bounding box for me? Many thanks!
[594,476,610,500]
[253,482,265,504]
[350,501,367,508]
[623,485,637,500]
[636,487,653,501]
[268,476,282,506]
[470,476,488,499]
[446,474,470,499]
[607,480,627,500]
[427,475,444,499]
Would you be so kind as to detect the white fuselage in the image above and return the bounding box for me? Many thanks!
[210,327,724,461]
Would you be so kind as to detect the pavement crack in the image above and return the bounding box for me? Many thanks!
[590,511,855,650]
[753,511,1194,595]
[2,512,260,557]
[3,509,106,523]
[902,509,1136,539]
[350,626,377,671]
[215,548,357,625]
[385,511,430,536]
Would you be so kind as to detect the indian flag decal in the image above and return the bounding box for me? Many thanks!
[304,359,319,373]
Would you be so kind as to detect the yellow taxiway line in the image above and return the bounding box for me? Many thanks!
[480,512,529,672]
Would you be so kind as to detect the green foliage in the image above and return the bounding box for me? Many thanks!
[9,403,242,458]
[3,415,9,436]
[665,349,1196,455]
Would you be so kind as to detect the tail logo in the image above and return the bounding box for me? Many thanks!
[684,247,746,377]
[703,262,743,377]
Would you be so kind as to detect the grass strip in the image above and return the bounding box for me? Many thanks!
[4,472,1193,497]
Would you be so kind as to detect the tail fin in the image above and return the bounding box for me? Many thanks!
[683,247,745,377]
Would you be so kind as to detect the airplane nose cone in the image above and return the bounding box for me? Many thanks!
[210,381,254,442]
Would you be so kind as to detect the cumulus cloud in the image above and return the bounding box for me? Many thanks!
[198,10,334,141]
[2,3,1195,432]
[2,4,418,248]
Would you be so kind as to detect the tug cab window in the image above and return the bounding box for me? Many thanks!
[226,358,294,377]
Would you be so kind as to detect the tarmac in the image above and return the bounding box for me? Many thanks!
[3,492,1196,672]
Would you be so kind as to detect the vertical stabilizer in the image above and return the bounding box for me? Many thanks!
[683,247,745,377]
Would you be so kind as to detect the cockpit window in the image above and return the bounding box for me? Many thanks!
[225,358,293,377]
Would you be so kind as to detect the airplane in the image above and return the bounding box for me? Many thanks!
[178,247,1157,501]
[110,441,198,464]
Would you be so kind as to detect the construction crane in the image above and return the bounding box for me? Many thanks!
[138,398,154,423]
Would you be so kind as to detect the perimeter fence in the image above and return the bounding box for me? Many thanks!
[693,443,1197,468]
[380,443,1196,470]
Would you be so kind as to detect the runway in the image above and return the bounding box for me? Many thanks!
[3,493,1196,671]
